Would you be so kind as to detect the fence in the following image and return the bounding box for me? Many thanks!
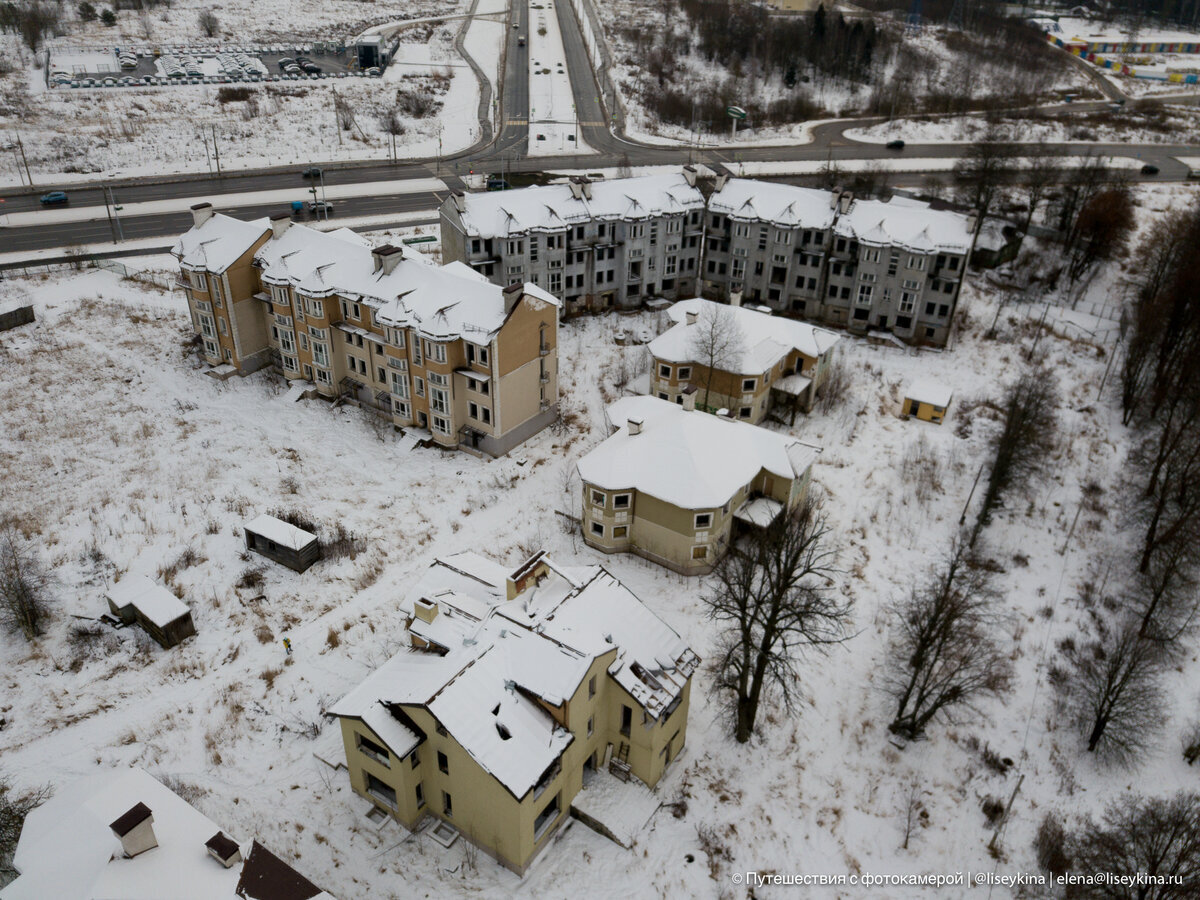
[0,305,35,332]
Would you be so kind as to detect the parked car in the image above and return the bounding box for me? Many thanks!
[308,200,334,216]
[301,166,323,179]
[39,191,69,206]
[278,57,295,69]
[486,178,510,191]
[302,62,321,74]
[365,66,381,77]
[1141,163,1160,175]
[886,139,905,150]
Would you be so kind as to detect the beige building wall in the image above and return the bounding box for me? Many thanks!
[582,461,809,575]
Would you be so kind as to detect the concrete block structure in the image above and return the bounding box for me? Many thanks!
[173,205,560,457]
[648,298,841,421]
[331,550,697,874]
[576,395,821,575]
[439,172,707,315]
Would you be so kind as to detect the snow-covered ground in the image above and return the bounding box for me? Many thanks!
[526,0,592,157]
[591,2,1092,147]
[2,184,1199,897]
[846,105,1200,144]
[0,0,501,185]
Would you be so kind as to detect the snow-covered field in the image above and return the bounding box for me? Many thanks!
[847,105,1200,145]
[591,2,1092,147]
[0,0,500,185]
[2,184,1199,897]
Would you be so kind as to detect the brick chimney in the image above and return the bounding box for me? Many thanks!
[413,596,439,624]
[681,385,697,411]
[269,212,291,239]
[581,178,592,200]
[451,190,466,214]
[372,245,403,276]
[714,173,729,192]
[627,416,643,435]
[568,178,584,201]
[503,281,523,314]
[682,165,697,187]
[839,191,854,214]
[190,202,214,228]
[829,189,842,211]
[205,832,242,869]
[110,803,157,859]
[730,288,743,307]
[685,310,699,326]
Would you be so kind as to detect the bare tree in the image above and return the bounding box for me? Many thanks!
[1072,617,1167,764]
[900,776,926,850]
[1183,719,1200,766]
[972,369,1059,544]
[705,495,854,743]
[1,774,52,886]
[1066,187,1134,302]
[0,525,50,641]
[953,128,1017,226]
[885,544,1014,740]
[687,303,744,411]
[1066,791,1200,899]
[197,8,218,37]
[1019,153,1059,236]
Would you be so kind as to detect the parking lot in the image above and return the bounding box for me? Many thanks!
[47,42,379,90]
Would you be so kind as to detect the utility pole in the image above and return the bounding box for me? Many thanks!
[103,188,117,243]
[14,132,33,189]
[211,124,222,175]
[333,89,343,146]
[199,128,212,173]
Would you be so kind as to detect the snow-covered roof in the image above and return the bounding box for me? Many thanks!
[649,298,840,373]
[453,173,705,238]
[172,213,269,274]
[244,514,316,551]
[331,552,697,799]
[734,496,785,529]
[577,396,821,509]
[106,574,191,628]
[1,768,329,900]
[709,178,836,229]
[834,196,973,254]
[907,378,954,408]
[254,223,556,341]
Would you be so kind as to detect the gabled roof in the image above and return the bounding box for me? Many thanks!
[834,196,973,254]
[576,396,821,510]
[172,214,269,274]
[332,553,697,799]
[106,575,191,628]
[1,768,331,900]
[452,173,706,238]
[235,841,326,900]
[253,223,556,341]
[243,514,317,552]
[708,178,836,229]
[649,298,840,372]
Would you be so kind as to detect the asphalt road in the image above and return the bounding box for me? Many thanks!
[3,0,1200,256]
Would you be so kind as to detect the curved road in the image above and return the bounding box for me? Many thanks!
[3,0,1200,256]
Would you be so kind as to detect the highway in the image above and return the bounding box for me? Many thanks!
[3,0,1200,257]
